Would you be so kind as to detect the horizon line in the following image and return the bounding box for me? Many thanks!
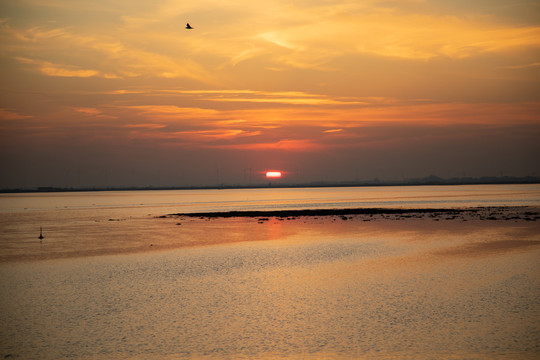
[2,175,539,194]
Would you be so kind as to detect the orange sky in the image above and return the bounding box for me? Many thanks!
[1,0,539,188]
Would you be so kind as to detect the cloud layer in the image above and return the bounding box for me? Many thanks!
[0,0,539,188]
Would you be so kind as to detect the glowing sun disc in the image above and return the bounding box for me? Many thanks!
[266,171,282,178]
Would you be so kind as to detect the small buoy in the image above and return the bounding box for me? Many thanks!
[38,227,44,240]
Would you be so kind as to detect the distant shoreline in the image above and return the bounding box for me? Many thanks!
[2,176,539,194]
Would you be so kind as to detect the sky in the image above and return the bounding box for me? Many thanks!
[1,0,539,188]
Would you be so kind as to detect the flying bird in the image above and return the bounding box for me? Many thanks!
[185,23,193,29]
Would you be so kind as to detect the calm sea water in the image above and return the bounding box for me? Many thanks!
[1,184,539,359]
[1,184,540,214]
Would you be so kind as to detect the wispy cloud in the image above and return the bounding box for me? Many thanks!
[0,108,32,120]
[72,107,118,119]
[212,139,322,151]
[16,57,100,78]
[123,123,166,130]
[199,93,364,106]
[2,20,215,83]
[124,89,371,106]
[501,62,540,69]
[254,12,540,63]
[127,105,220,120]
[78,94,538,152]
[3,0,540,85]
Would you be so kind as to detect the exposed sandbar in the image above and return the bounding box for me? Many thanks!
[169,206,539,221]
[170,208,465,218]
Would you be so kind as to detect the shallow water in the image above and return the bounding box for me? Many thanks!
[1,217,540,359]
[1,184,539,261]
[1,185,539,359]
[2,184,540,214]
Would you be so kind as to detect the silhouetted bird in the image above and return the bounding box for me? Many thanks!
[185,23,193,29]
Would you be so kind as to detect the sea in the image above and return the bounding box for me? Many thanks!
[2,184,540,215]
[1,184,539,359]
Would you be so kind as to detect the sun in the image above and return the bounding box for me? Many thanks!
[266,171,282,178]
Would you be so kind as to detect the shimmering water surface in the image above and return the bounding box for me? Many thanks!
[2,184,540,214]
[1,185,539,359]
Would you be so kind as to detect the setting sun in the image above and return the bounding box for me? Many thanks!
[266,171,282,178]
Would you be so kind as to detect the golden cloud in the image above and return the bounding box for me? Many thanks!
[16,57,100,78]
[0,108,32,120]
[4,22,215,82]
[211,139,322,151]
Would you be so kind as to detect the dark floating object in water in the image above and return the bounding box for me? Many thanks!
[185,23,193,29]
[38,227,44,240]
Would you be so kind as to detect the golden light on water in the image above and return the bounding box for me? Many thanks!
[1,188,539,358]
